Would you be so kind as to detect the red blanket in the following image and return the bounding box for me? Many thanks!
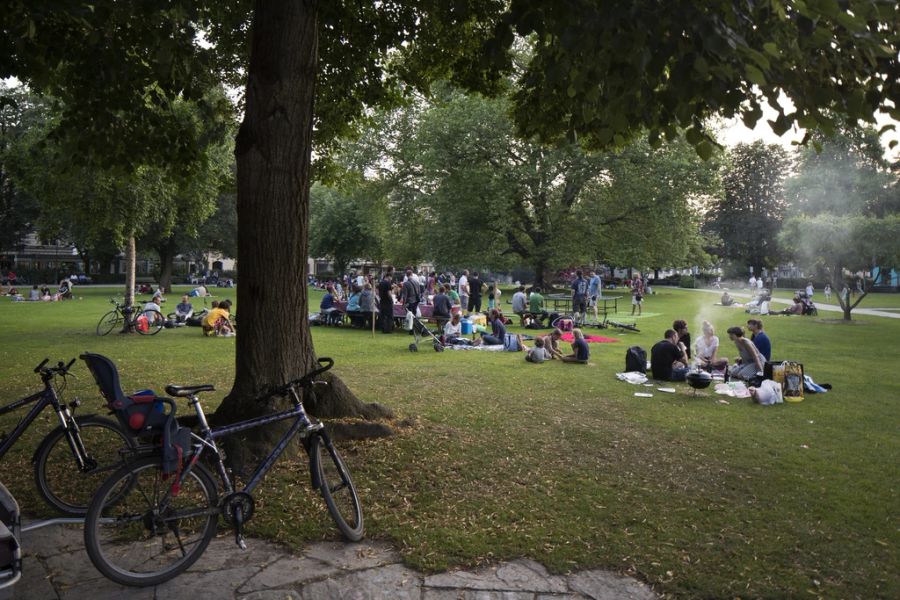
[560,332,619,343]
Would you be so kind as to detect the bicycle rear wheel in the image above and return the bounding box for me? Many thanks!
[96,310,122,336]
[84,456,218,587]
[136,310,165,335]
[33,416,135,516]
[309,432,364,541]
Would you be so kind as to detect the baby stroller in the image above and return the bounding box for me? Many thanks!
[797,292,818,316]
[407,313,444,352]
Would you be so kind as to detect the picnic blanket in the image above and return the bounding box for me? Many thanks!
[443,344,506,352]
[560,333,619,343]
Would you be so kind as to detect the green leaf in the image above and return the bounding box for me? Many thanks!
[695,140,713,161]
[745,65,767,87]
[694,56,709,76]
[763,42,780,57]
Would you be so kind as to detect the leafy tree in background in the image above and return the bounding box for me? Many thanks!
[0,85,42,257]
[3,1,897,464]
[309,181,387,277]
[779,214,900,320]
[705,142,789,275]
[785,126,898,218]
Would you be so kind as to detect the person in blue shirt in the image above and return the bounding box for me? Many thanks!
[571,270,588,325]
[588,270,602,322]
[561,328,590,364]
[320,285,340,325]
[747,319,771,361]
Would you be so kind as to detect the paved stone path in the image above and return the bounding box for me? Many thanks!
[675,286,900,319]
[3,523,657,600]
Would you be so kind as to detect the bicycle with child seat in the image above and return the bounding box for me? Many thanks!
[96,299,165,336]
[0,359,135,515]
[83,357,363,587]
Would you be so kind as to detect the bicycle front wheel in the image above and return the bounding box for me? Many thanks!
[84,456,218,587]
[309,432,364,541]
[136,310,165,335]
[34,415,135,516]
[96,310,122,336]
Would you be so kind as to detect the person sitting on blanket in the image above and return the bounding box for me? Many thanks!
[727,326,765,380]
[480,309,506,345]
[525,336,551,363]
[651,329,689,381]
[539,328,565,360]
[721,291,734,306]
[560,328,590,364]
[443,313,481,346]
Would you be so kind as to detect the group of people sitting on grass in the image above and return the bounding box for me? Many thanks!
[4,279,75,302]
[440,310,590,364]
[650,318,772,382]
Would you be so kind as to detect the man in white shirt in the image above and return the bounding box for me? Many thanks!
[458,270,469,314]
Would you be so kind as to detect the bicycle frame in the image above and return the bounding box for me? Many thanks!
[0,386,88,469]
[182,389,323,498]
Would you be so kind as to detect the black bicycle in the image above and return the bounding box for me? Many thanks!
[0,359,134,515]
[96,299,165,336]
[83,357,362,587]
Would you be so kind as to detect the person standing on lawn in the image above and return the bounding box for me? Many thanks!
[588,270,602,322]
[571,270,588,325]
[458,270,469,315]
[631,275,644,316]
[378,267,394,334]
[468,271,484,314]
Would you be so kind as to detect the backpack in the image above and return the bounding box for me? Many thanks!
[625,346,647,373]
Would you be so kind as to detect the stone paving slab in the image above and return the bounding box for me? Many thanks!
[5,523,658,599]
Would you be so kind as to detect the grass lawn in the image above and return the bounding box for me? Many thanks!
[1,286,897,598]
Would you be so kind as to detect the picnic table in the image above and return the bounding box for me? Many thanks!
[544,294,621,316]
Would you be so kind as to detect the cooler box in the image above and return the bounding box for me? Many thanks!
[461,320,474,335]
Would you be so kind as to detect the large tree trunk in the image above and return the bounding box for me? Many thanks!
[155,237,176,293]
[214,0,391,473]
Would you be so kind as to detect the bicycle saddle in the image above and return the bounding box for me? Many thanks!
[165,384,215,397]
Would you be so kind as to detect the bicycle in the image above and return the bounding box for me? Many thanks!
[96,299,165,336]
[83,356,363,587]
[0,359,134,515]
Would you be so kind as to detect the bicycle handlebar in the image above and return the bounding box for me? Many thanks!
[35,357,77,377]
[256,357,335,403]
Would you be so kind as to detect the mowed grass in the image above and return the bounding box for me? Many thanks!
[1,286,898,598]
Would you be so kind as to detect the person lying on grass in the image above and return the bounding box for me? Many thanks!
[560,328,590,364]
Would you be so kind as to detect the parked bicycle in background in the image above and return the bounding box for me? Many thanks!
[96,299,165,336]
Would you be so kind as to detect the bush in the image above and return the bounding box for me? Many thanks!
[679,275,697,288]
